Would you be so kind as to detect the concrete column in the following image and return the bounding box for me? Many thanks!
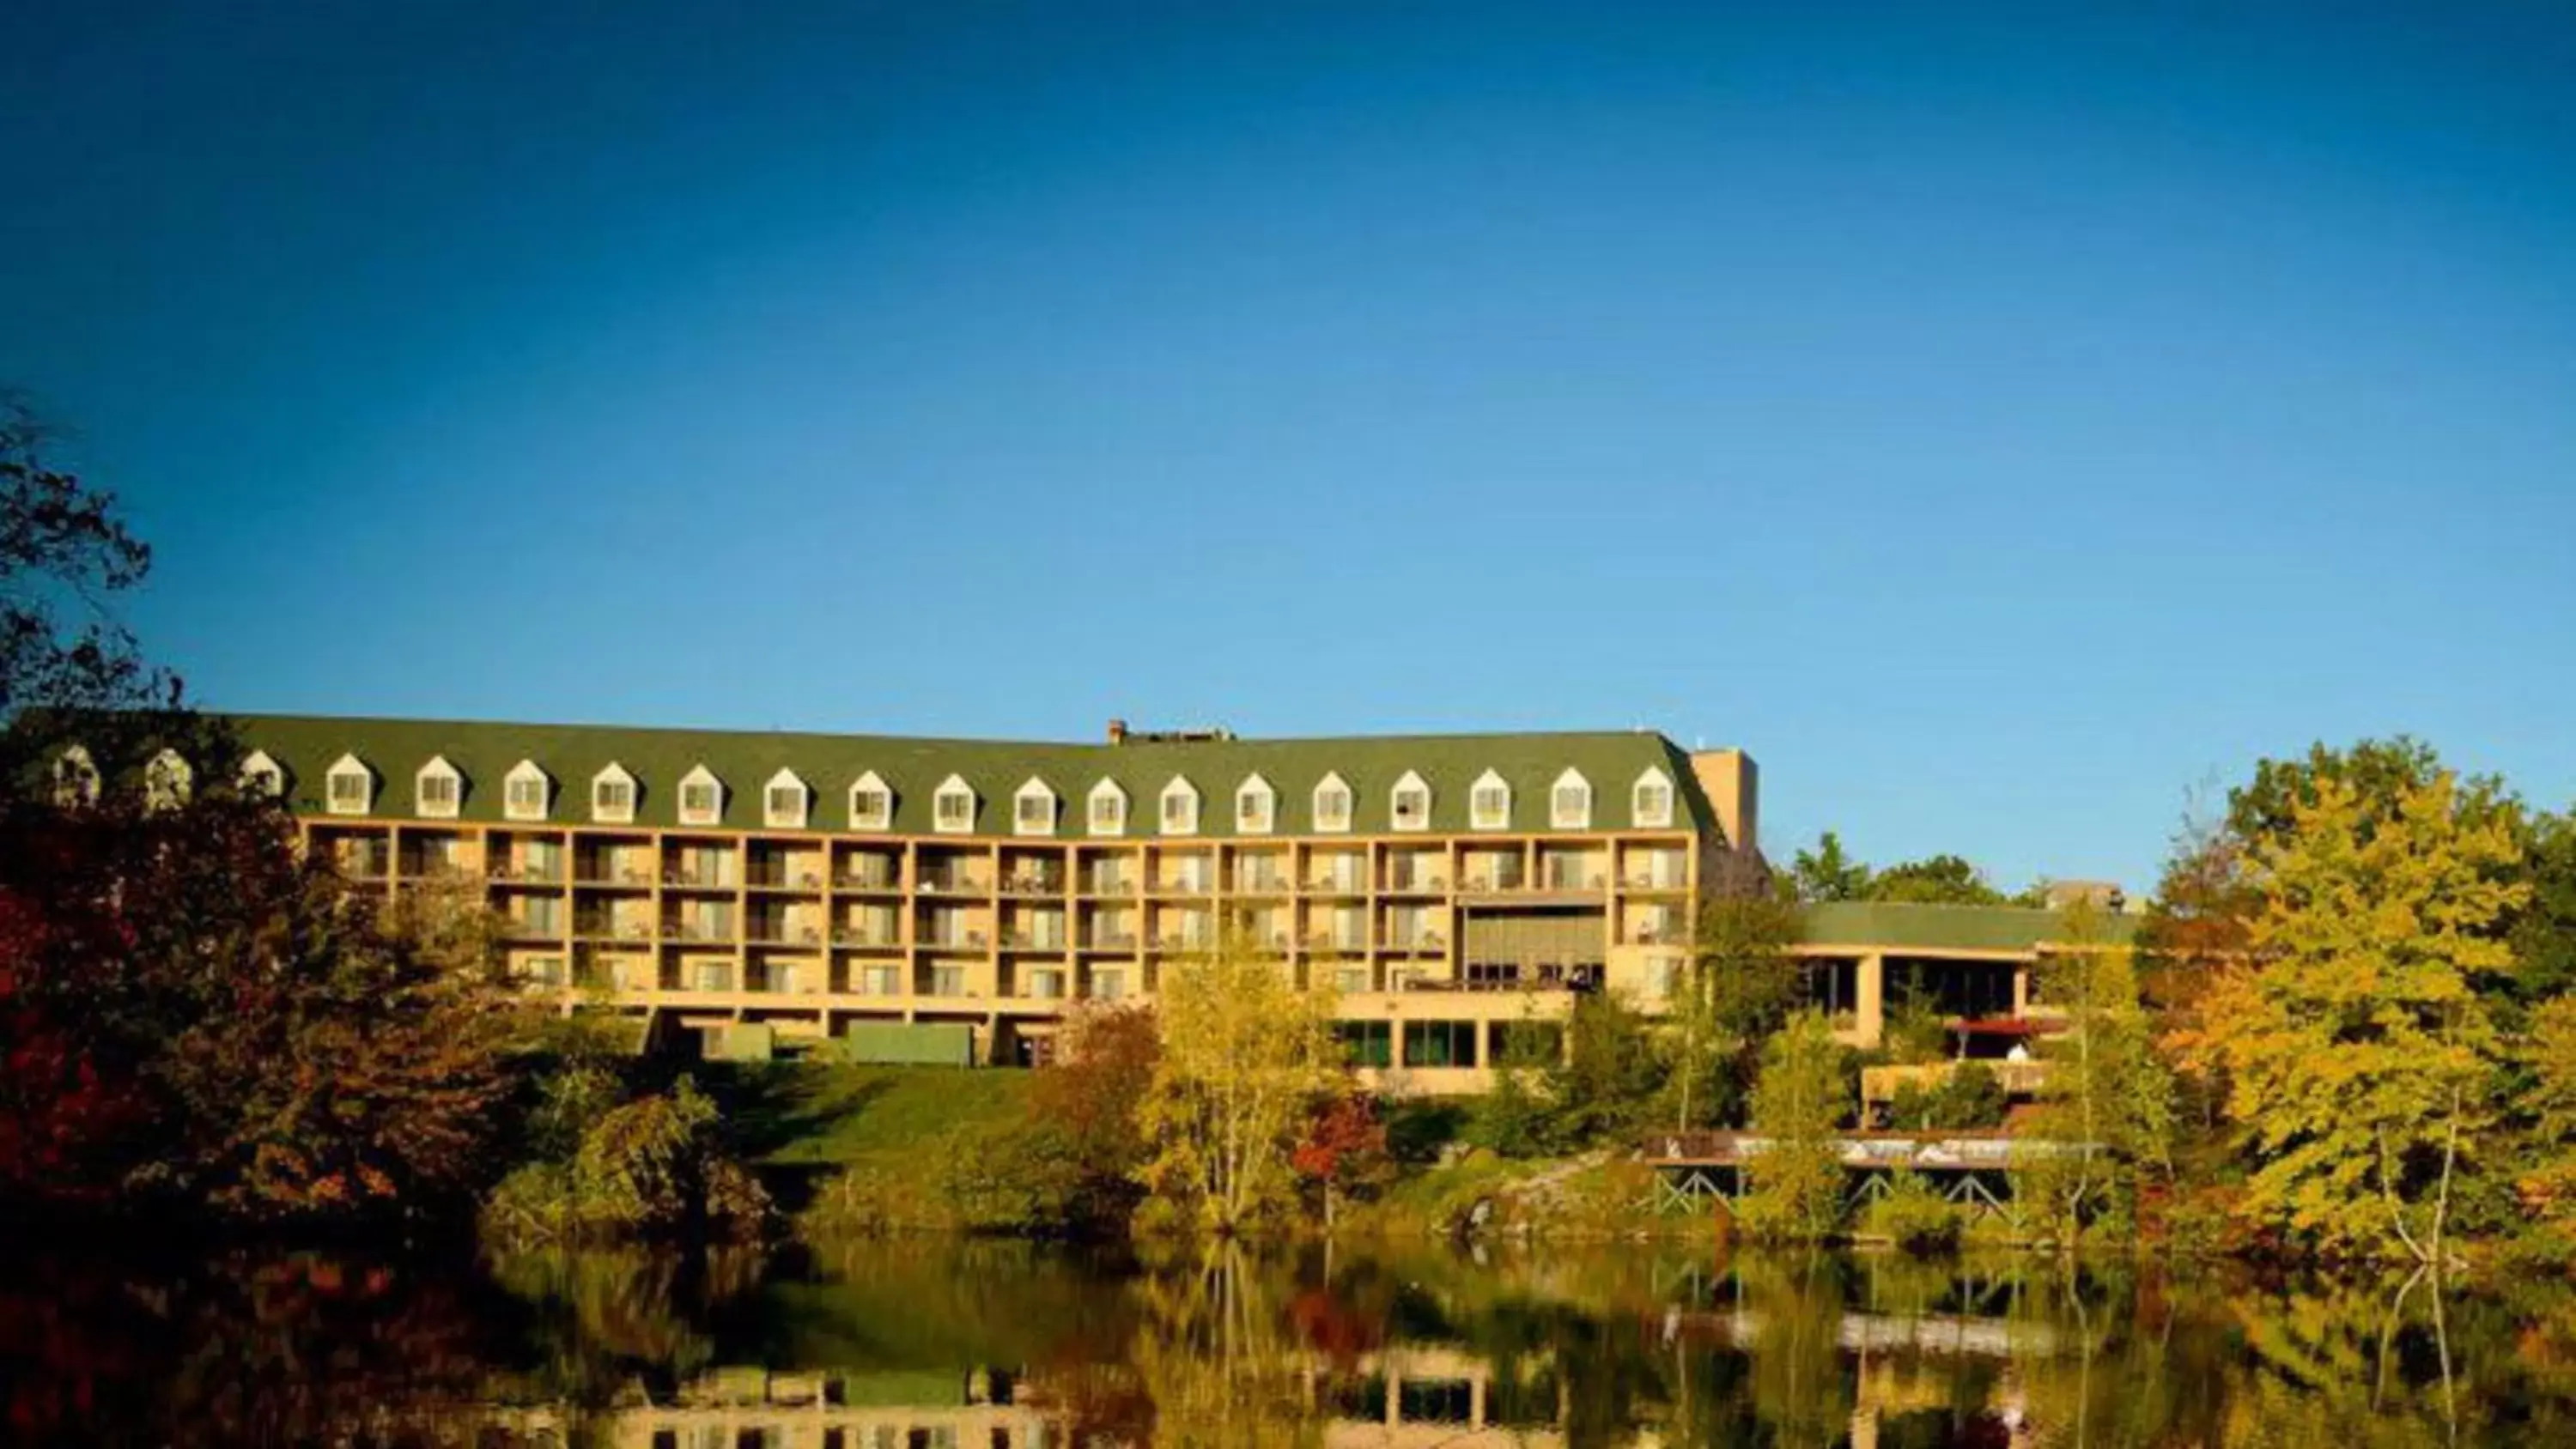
[2013,966,2030,1016]
[1856,953,1886,1049]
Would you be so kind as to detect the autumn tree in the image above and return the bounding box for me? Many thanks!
[1291,1093,1392,1229]
[1740,1010,1851,1240]
[1031,1001,1162,1228]
[2192,769,2527,1262]
[1136,937,1339,1234]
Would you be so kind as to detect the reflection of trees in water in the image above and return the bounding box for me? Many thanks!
[0,1250,495,1446]
[20,1240,2576,1444]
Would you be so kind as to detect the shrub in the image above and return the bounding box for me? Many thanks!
[1861,1168,1962,1253]
[483,1076,770,1246]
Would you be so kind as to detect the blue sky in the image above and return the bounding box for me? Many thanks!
[5,1,2572,891]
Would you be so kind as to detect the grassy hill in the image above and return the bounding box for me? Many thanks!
[694,1063,1037,1169]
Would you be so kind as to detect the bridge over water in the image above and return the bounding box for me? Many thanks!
[1641,1130,2099,1228]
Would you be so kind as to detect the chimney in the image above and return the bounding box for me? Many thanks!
[1106,718,1127,746]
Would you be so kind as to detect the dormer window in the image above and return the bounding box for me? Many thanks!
[1469,769,1511,831]
[933,774,975,834]
[1312,773,1352,834]
[1236,774,1275,834]
[592,763,638,824]
[1159,777,1200,836]
[143,749,192,811]
[1390,772,1431,833]
[1014,778,1058,836]
[416,757,464,819]
[52,745,99,808]
[763,768,810,829]
[239,749,285,799]
[848,771,893,830]
[504,760,550,822]
[325,754,374,816]
[677,765,723,827]
[1551,767,1592,830]
[1632,767,1675,828]
[1088,779,1127,836]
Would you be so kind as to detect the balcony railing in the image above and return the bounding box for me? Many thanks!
[748,870,827,891]
[1384,872,1446,894]
[835,869,901,891]
[748,924,825,947]
[921,930,988,951]
[1001,871,1066,896]
[490,862,567,884]
[1084,931,1139,951]
[919,872,989,894]
[1305,871,1367,893]
[1233,871,1289,894]
[665,919,738,943]
[664,869,733,889]
[577,865,655,886]
[832,926,901,949]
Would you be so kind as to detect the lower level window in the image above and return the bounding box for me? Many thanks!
[1402,1020,1478,1069]
[691,961,733,992]
[1335,1020,1393,1069]
[1334,966,1372,995]
[860,965,902,996]
[929,966,967,997]
[1091,968,1127,1001]
[525,956,564,987]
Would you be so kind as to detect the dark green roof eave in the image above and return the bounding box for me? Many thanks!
[1799,900,2141,953]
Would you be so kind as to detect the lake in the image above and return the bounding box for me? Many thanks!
[8,1236,2575,1446]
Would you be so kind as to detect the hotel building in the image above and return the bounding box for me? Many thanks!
[59,715,2092,1093]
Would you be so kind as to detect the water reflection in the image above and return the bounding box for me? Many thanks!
[9,1238,2576,1446]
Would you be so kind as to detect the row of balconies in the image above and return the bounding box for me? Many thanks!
[519,956,1547,1001]
[328,829,1688,895]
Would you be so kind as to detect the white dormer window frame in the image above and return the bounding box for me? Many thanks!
[1014,777,1058,837]
[240,749,286,799]
[1311,772,1352,834]
[1550,767,1593,830]
[1390,771,1431,833]
[1469,769,1512,832]
[591,762,638,824]
[415,756,464,820]
[677,764,724,828]
[762,767,810,829]
[53,744,100,808]
[848,770,893,831]
[143,749,192,812]
[1159,777,1200,836]
[324,754,373,816]
[503,759,551,822]
[1088,779,1127,837]
[933,774,975,835]
[1236,774,1275,835]
[1632,767,1676,828]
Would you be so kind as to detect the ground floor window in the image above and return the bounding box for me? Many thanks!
[1336,1020,1393,1068]
[1402,1019,1479,1069]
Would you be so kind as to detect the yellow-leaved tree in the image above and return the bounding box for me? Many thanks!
[1135,934,1339,1235]
[2196,770,2527,1263]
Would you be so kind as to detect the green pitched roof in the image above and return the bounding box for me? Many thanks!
[1801,901,2140,953]
[226,713,1722,840]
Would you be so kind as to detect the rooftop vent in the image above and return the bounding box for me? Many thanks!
[1108,719,1236,745]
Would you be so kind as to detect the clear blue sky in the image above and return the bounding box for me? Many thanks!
[5,1,2572,891]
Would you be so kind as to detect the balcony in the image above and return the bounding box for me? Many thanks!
[1232,870,1290,895]
[1000,870,1066,897]
[1083,872,1137,897]
[1082,931,1139,952]
[1382,871,1446,894]
[1385,932,1448,954]
[489,861,566,885]
[748,869,827,892]
[1306,932,1369,955]
[832,927,901,949]
[1001,931,1070,952]
[921,930,988,952]
[1458,870,1526,894]
[502,916,564,941]
[664,869,733,890]
[748,922,826,947]
[665,919,738,944]
[576,862,654,887]
[1540,870,1608,893]
[918,871,989,896]
[835,869,902,892]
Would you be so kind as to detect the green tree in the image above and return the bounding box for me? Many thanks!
[1668,884,1806,1131]
[1868,853,2012,906]
[2512,806,2576,1001]
[2196,768,2527,1262]
[1540,991,1665,1149]
[1789,830,1872,903]
[1741,1010,1851,1240]
[1468,1015,1558,1157]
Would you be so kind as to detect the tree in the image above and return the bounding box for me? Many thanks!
[1741,1010,1851,1240]
[1668,884,1805,1131]
[1135,937,1339,1234]
[2511,807,2576,1002]
[1539,991,1665,1149]
[2192,769,2527,1262]
[1291,1093,1392,1229]
[1789,831,1872,903]
[1032,1001,1161,1228]
[2020,899,2174,1246]
[1467,1015,1557,1157]
[0,399,169,788]
[1868,854,2012,906]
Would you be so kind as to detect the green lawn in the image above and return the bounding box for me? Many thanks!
[693,1063,1037,1167]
